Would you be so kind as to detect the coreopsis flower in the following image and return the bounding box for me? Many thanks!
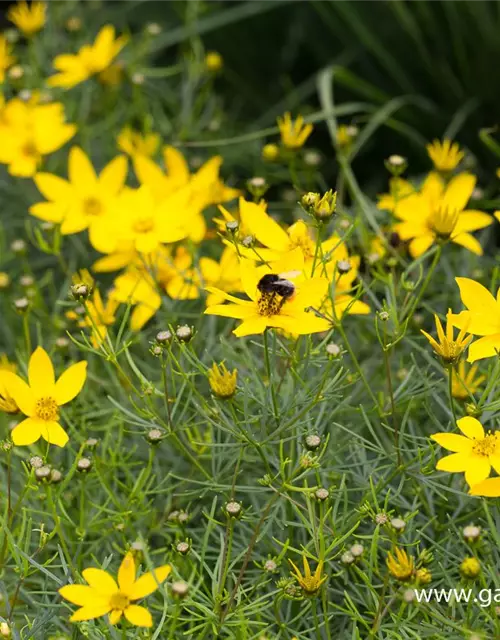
[7,1,46,37]
[431,416,500,486]
[392,172,493,257]
[377,177,415,213]
[208,363,237,398]
[277,112,313,150]
[48,25,128,89]
[450,361,485,400]
[421,310,472,364]
[4,347,87,447]
[205,256,330,337]
[59,551,171,627]
[386,548,415,581]
[117,126,160,158]
[134,147,239,242]
[0,99,76,177]
[0,35,15,82]
[427,138,464,172]
[30,146,127,237]
[289,556,327,595]
[91,185,192,255]
[450,277,500,362]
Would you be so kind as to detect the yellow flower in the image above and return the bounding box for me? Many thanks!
[205,256,331,338]
[277,112,313,150]
[431,416,500,487]
[421,310,472,364]
[289,555,327,595]
[416,567,432,585]
[90,185,193,255]
[208,362,237,398]
[450,361,485,400]
[8,1,46,37]
[48,25,128,89]
[117,126,160,158]
[377,177,415,212]
[205,51,223,72]
[0,99,76,177]
[59,551,171,627]
[4,346,87,447]
[30,146,127,236]
[427,138,464,172]
[392,172,492,257]
[387,547,415,581]
[0,35,15,82]
[450,277,500,362]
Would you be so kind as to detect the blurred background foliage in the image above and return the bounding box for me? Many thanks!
[118,0,500,189]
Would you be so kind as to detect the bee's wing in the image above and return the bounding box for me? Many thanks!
[278,270,301,280]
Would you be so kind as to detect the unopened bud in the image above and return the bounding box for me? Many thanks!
[11,239,26,254]
[225,220,239,234]
[13,297,30,313]
[35,465,51,482]
[314,488,329,501]
[247,176,268,198]
[156,330,172,344]
[146,428,164,444]
[336,260,351,274]
[390,517,406,533]
[70,284,90,301]
[171,580,189,597]
[326,343,341,358]
[176,541,191,555]
[304,434,321,451]
[77,457,92,473]
[176,325,193,343]
[225,501,242,519]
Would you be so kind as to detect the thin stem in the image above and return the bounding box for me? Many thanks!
[263,330,279,426]
[382,325,401,466]
[447,364,458,427]
[337,322,379,410]
[401,246,442,323]
[160,352,173,430]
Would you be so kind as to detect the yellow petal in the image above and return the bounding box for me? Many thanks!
[204,303,255,320]
[408,233,435,257]
[455,277,499,316]
[99,155,127,195]
[469,477,500,497]
[28,347,55,396]
[124,604,153,628]
[59,585,101,606]
[54,361,87,405]
[239,197,290,252]
[457,416,484,440]
[4,373,36,416]
[34,172,73,202]
[453,211,493,234]
[233,316,269,337]
[70,602,112,622]
[118,552,136,593]
[129,565,171,600]
[11,417,42,446]
[436,452,471,472]
[465,459,490,487]
[109,609,122,625]
[40,421,69,448]
[443,173,475,211]
[82,568,118,595]
[430,433,473,453]
[69,146,97,192]
[452,233,483,256]
[468,334,500,362]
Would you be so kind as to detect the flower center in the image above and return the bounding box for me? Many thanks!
[22,142,39,159]
[257,291,286,317]
[472,433,498,457]
[83,197,103,217]
[109,592,130,611]
[35,397,59,421]
[429,205,459,238]
[133,217,155,234]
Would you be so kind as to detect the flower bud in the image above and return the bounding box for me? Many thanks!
[350,544,364,558]
[70,283,91,301]
[247,176,268,199]
[13,297,30,313]
[314,488,329,502]
[205,51,223,72]
[463,524,481,543]
[77,457,92,473]
[146,428,164,444]
[336,260,351,275]
[225,500,243,519]
[390,517,406,533]
[10,239,26,255]
[326,342,341,358]
[171,580,189,597]
[0,622,11,638]
[0,272,10,290]
[176,325,193,343]
[35,465,51,482]
[460,557,481,579]
[225,220,239,234]
[313,190,337,221]
[304,434,321,451]
[385,154,407,176]
[176,540,191,555]
[156,330,172,345]
[262,143,279,162]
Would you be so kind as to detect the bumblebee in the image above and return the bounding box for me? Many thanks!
[257,273,296,299]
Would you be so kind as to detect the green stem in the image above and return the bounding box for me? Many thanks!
[447,364,458,427]
[263,330,279,426]
[401,246,442,323]
[337,322,379,410]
